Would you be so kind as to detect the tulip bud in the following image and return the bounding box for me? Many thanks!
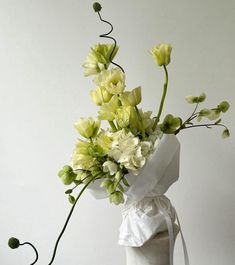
[150,44,172,66]
[120,87,142,106]
[74,118,100,139]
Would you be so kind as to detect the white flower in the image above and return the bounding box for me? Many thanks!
[103,161,118,175]
[94,68,125,95]
[108,129,153,175]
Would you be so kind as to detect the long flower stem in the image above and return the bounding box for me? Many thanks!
[153,65,168,130]
[48,178,95,265]
[20,242,38,265]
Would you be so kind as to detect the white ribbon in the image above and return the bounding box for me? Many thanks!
[158,197,189,265]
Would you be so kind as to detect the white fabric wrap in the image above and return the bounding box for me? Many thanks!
[87,134,190,265]
[87,134,180,245]
[118,134,180,247]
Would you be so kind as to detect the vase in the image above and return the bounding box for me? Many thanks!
[125,225,179,265]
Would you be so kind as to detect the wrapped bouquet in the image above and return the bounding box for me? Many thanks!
[8,2,230,265]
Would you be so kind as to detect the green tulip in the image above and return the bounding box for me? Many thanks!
[83,44,119,76]
[90,86,112,106]
[150,44,172,66]
[74,118,100,139]
[120,87,142,106]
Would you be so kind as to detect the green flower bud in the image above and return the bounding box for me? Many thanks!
[8,237,20,249]
[222,128,230,139]
[207,109,220,121]
[93,2,102,12]
[68,195,76,204]
[115,106,132,128]
[150,44,172,66]
[120,87,142,106]
[218,101,230,113]
[100,179,113,189]
[109,191,124,205]
[198,93,206,103]
[185,95,198,104]
[74,118,100,139]
[58,165,76,185]
[160,114,181,134]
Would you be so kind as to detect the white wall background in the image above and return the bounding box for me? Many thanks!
[0,0,234,264]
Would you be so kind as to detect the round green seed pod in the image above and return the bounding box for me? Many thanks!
[93,2,102,12]
[8,237,20,249]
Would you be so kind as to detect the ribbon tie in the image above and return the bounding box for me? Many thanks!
[158,196,190,265]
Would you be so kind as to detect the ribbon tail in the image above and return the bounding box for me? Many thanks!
[174,208,190,265]
[158,200,174,265]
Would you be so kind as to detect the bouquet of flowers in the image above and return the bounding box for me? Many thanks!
[8,2,230,265]
[59,2,230,206]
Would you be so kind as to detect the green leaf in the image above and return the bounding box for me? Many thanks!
[118,184,125,193]
[107,183,115,194]
[222,128,230,139]
[122,177,130,187]
[68,195,76,204]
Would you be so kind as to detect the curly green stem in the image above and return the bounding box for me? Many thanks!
[19,242,38,265]
[153,65,168,130]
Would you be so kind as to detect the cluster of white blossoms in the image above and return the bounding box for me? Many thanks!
[108,130,154,175]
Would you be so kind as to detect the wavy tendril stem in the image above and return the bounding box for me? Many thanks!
[97,11,125,73]
[19,242,39,265]
[48,178,95,264]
